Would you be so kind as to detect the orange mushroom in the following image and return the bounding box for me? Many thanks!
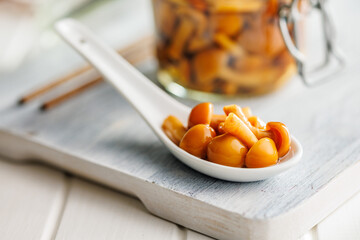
[192,48,228,84]
[187,37,212,53]
[213,33,245,57]
[224,104,256,130]
[223,113,258,148]
[167,17,194,60]
[264,122,291,157]
[245,137,278,168]
[179,124,216,159]
[213,0,263,13]
[163,102,291,167]
[207,133,248,167]
[248,116,266,129]
[210,114,226,130]
[234,54,265,72]
[188,0,208,11]
[223,105,291,157]
[212,13,244,36]
[252,122,291,157]
[241,107,252,118]
[217,122,226,135]
[162,115,187,145]
[188,102,214,128]
[223,104,270,138]
[177,7,207,37]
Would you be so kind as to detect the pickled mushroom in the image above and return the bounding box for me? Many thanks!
[163,103,292,168]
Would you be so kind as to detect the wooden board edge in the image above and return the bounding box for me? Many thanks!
[0,129,267,239]
[1,129,360,240]
[266,159,360,240]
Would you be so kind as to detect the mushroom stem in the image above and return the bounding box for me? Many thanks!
[213,33,245,57]
[223,104,274,139]
[223,113,258,148]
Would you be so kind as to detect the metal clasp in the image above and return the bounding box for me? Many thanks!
[278,0,345,86]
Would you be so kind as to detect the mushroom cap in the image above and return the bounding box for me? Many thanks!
[207,133,248,167]
[248,116,266,129]
[188,102,214,128]
[192,48,228,83]
[162,115,187,145]
[266,122,291,157]
[223,113,258,148]
[245,137,278,168]
[179,124,216,159]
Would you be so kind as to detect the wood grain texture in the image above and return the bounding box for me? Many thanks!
[0,157,212,240]
[2,155,360,240]
[56,178,212,240]
[1,0,360,239]
[0,159,68,240]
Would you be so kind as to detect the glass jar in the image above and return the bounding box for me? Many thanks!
[152,0,298,98]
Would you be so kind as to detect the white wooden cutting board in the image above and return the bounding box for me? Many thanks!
[1,1,360,239]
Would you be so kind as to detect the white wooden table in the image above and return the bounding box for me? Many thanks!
[1,0,360,239]
[1,156,360,240]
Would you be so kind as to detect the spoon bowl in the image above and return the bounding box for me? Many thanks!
[55,19,303,182]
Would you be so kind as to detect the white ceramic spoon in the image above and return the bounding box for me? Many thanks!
[55,19,303,182]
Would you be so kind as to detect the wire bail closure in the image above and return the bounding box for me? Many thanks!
[278,0,345,86]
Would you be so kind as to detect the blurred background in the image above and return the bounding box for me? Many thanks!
[0,0,352,100]
[0,0,153,73]
[1,1,360,239]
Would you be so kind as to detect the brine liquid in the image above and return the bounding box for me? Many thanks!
[152,0,297,97]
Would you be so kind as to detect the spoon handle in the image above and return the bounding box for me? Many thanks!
[55,19,189,128]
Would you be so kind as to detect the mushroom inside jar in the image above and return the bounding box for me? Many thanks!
[152,0,298,96]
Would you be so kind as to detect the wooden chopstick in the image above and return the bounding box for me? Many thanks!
[40,48,154,111]
[40,76,103,111]
[18,66,92,104]
[18,35,154,105]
